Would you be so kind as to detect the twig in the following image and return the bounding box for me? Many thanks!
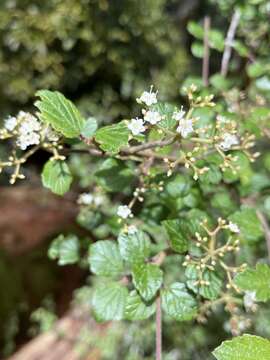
[202,16,210,87]
[156,295,162,360]
[220,9,241,77]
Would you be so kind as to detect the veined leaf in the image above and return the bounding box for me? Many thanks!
[42,160,73,195]
[95,121,129,154]
[125,290,156,321]
[118,230,151,265]
[132,263,163,301]
[35,90,85,138]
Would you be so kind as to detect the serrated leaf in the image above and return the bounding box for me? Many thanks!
[95,121,129,154]
[199,164,222,185]
[81,117,98,138]
[35,90,85,138]
[118,230,150,265]
[162,282,197,321]
[89,240,124,277]
[229,208,263,243]
[41,160,73,196]
[48,234,80,265]
[58,235,80,265]
[92,282,128,321]
[132,263,163,301]
[125,290,156,321]
[162,219,189,253]
[186,265,223,300]
[234,264,270,302]
[165,174,191,197]
[213,334,270,360]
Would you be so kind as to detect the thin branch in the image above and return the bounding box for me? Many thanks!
[202,16,210,87]
[220,9,241,77]
[156,295,162,360]
[124,137,177,154]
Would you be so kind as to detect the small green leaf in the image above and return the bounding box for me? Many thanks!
[92,282,128,321]
[118,230,150,265]
[191,42,204,58]
[213,334,270,360]
[89,240,124,277]
[162,219,189,253]
[199,164,222,185]
[234,264,270,302]
[187,21,204,39]
[229,208,263,243]
[48,234,80,265]
[132,263,163,301]
[162,282,197,321]
[210,74,232,91]
[186,265,223,300]
[152,102,176,130]
[81,117,98,138]
[35,90,85,138]
[209,30,224,51]
[42,160,73,196]
[95,121,129,154]
[125,290,156,321]
[165,174,191,197]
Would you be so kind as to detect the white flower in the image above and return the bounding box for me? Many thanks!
[219,133,239,151]
[78,193,93,205]
[117,205,132,219]
[173,107,185,121]
[227,222,240,233]
[137,86,158,106]
[128,225,138,235]
[4,116,17,131]
[144,110,162,125]
[93,195,104,206]
[16,112,41,150]
[176,118,193,138]
[244,291,257,311]
[45,126,60,142]
[128,117,146,136]
[17,132,40,150]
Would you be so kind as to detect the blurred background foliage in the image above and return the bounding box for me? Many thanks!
[0,0,270,359]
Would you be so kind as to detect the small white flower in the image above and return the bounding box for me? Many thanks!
[4,116,17,131]
[45,126,60,142]
[78,193,93,205]
[117,205,132,219]
[176,118,193,138]
[128,225,138,235]
[144,110,162,125]
[128,117,146,136]
[173,107,185,121]
[227,222,240,233]
[219,133,239,151]
[137,86,158,106]
[17,132,40,150]
[93,195,104,206]
[244,291,257,311]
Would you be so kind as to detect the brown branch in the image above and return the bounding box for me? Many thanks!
[202,16,210,87]
[220,9,241,77]
[124,137,177,154]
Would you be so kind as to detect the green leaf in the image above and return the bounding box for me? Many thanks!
[95,121,129,154]
[42,160,73,196]
[81,117,98,138]
[186,265,223,300]
[191,42,204,58]
[35,90,85,138]
[247,61,266,78]
[199,164,222,185]
[132,263,163,301]
[152,102,176,130]
[234,264,270,302]
[210,74,232,91]
[95,158,134,193]
[162,282,197,321]
[256,76,270,91]
[229,208,263,243]
[48,234,80,265]
[92,282,128,321]
[187,21,204,40]
[89,240,124,277]
[125,290,156,321]
[118,230,151,265]
[165,174,191,197]
[162,219,189,253]
[209,30,224,51]
[213,334,270,360]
